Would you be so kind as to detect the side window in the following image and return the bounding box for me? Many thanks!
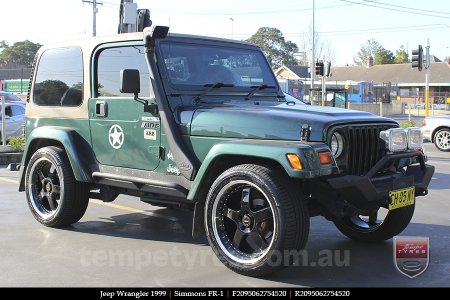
[5,106,12,117]
[33,47,83,106]
[97,46,151,97]
[11,105,25,116]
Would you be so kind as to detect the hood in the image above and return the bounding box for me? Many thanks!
[189,101,397,142]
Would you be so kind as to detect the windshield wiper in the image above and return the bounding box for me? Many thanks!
[245,84,276,100]
[193,82,234,104]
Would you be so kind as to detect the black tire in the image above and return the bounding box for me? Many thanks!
[434,128,450,152]
[25,146,89,227]
[205,164,309,277]
[333,204,415,243]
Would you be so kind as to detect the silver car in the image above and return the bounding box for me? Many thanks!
[0,102,26,142]
[421,116,450,152]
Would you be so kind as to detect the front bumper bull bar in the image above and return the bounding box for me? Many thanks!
[326,152,434,209]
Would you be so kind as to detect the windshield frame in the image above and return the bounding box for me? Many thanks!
[156,38,280,96]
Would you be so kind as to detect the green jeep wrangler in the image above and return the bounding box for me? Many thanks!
[19,26,434,276]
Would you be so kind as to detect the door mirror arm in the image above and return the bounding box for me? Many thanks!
[133,93,159,115]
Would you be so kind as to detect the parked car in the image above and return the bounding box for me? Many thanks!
[0,91,23,102]
[422,116,450,151]
[283,92,311,105]
[0,102,26,142]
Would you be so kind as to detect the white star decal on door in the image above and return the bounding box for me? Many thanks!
[108,124,124,149]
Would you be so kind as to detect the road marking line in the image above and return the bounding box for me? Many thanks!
[0,177,144,214]
[89,199,144,214]
[0,177,19,184]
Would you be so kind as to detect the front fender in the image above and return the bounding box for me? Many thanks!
[19,127,94,191]
[187,139,338,201]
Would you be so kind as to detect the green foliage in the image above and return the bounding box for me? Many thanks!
[374,47,395,64]
[354,39,380,66]
[394,45,409,64]
[355,40,409,65]
[400,119,415,128]
[8,136,25,152]
[0,40,41,66]
[247,27,299,68]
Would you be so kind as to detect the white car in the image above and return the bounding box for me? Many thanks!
[421,116,450,152]
[0,102,26,142]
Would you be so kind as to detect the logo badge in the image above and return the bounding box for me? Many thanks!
[394,236,429,278]
[109,124,124,149]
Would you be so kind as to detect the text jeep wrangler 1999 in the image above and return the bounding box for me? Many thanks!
[19,26,434,277]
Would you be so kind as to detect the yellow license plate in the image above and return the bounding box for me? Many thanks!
[389,187,415,210]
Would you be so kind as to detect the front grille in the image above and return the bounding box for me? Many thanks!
[346,125,394,176]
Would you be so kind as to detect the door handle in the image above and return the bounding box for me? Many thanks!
[95,101,107,117]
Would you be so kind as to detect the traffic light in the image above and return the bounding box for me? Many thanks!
[315,61,324,76]
[325,61,332,77]
[412,45,423,71]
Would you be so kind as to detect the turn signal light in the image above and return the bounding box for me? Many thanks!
[318,151,333,165]
[286,154,303,170]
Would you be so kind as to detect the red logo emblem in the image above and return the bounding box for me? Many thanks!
[394,236,429,278]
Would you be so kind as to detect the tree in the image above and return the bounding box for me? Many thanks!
[0,40,41,66]
[374,47,395,64]
[354,39,397,65]
[354,39,381,66]
[0,40,8,49]
[247,27,298,68]
[394,45,408,64]
[299,24,334,67]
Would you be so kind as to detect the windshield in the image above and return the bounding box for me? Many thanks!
[159,42,277,89]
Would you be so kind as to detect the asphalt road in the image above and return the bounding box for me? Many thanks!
[0,143,449,287]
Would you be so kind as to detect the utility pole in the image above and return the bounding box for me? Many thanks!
[1,96,5,146]
[229,18,234,39]
[425,38,431,117]
[82,0,103,37]
[321,56,326,106]
[310,0,315,98]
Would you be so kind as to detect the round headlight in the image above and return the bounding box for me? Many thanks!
[330,132,344,158]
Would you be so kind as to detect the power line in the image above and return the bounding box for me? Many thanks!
[339,0,450,19]
[202,23,447,38]
[363,0,450,15]
[147,1,357,16]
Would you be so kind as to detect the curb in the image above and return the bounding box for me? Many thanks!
[0,153,23,165]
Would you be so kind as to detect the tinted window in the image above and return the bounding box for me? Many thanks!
[97,46,151,97]
[33,47,83,106]
[4,106,12,117]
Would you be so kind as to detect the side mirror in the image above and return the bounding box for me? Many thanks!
[120,69,140,98]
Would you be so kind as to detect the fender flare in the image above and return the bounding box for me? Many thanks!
[19,127,94,191]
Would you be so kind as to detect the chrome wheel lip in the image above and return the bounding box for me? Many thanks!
[435,131,450,150]
[27,157,63,220]
[211,180,276,265]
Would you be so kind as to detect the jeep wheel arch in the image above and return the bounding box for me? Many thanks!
[19,127,94,191]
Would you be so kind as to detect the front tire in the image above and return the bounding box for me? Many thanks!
[434,128,450,152]
[25,146,89,227]
[205,164,309,277]
[333,204,415,243]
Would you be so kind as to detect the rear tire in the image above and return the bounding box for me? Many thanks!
[434,128,450,152]
[25,146,89,227]
[205,164,309,277]
[333,204,415,243]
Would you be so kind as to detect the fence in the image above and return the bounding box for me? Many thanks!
[347,102,405,117]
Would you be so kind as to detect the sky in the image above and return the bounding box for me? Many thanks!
[0,0,449,66]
